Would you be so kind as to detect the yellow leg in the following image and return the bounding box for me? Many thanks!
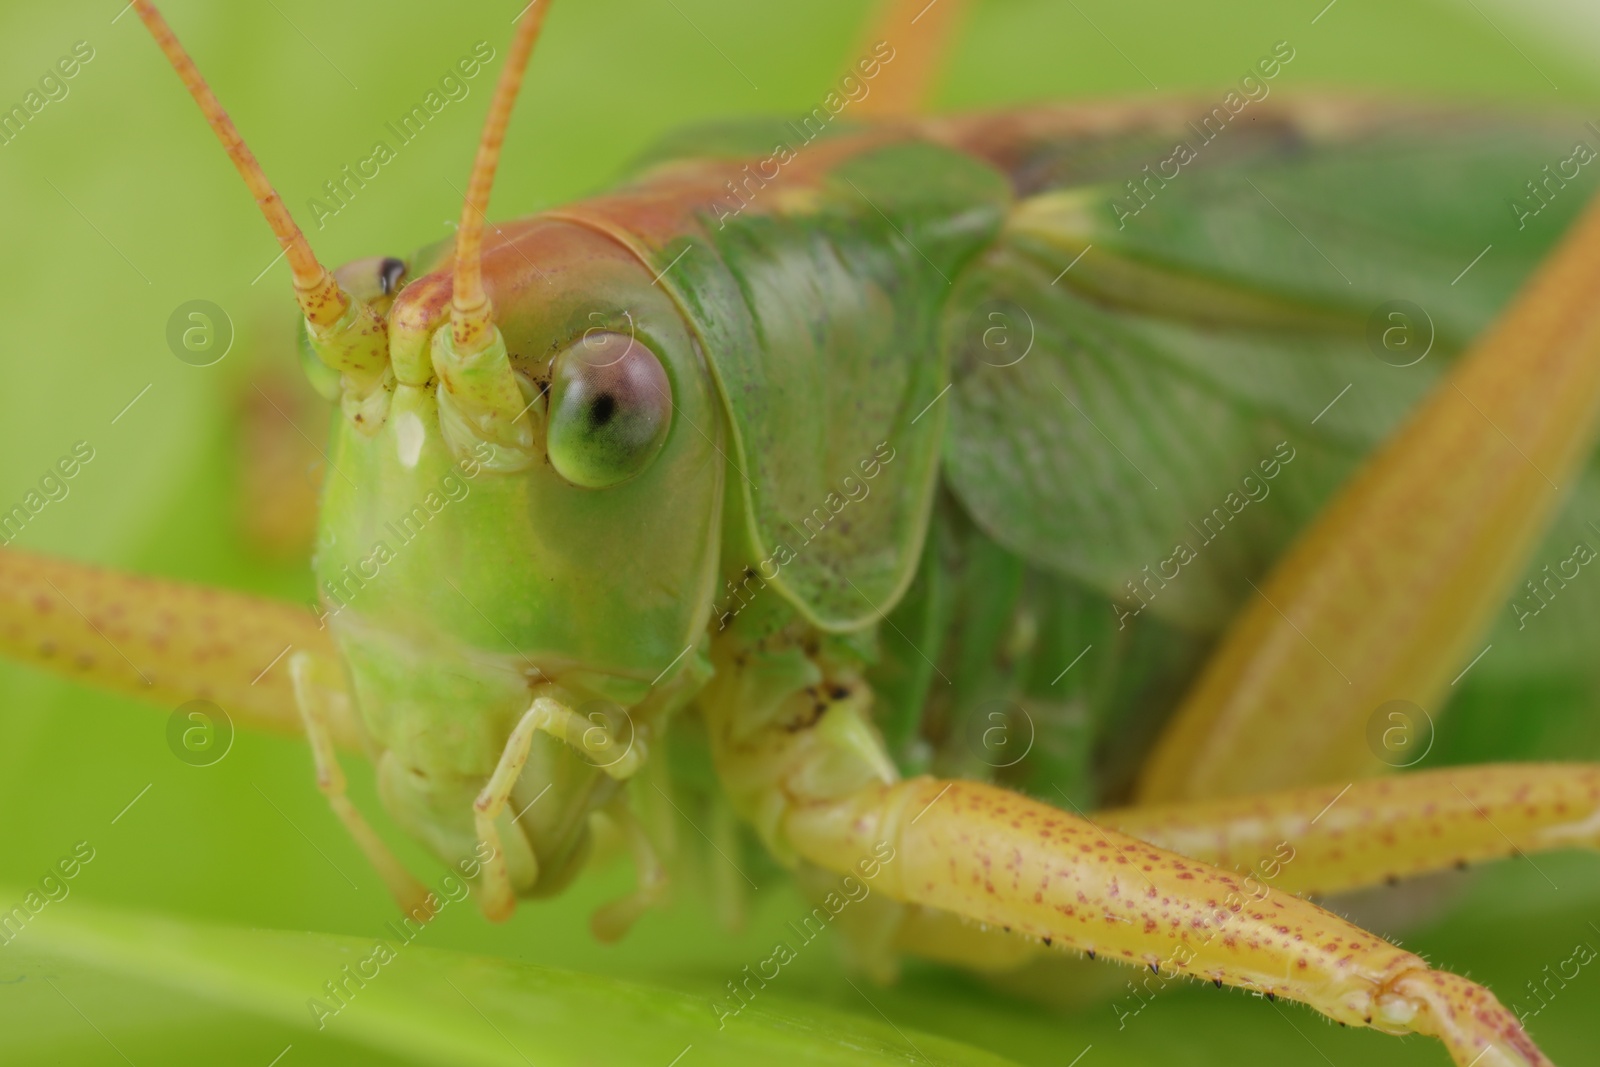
[1102,763,1600,897]
[288,651,432,919]
[891,763,1600,979]
[473,690,645,921]
[521,695,646,780]
[588,797,668,942]
[787,776,1552,1067]
[473,700,547,922]
[1140,189,1600,802]
[0,546,358,748]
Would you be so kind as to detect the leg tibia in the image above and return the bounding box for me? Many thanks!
[588,798,667,943]
[1394,970,1552,1067]
[471,689,644,922]
[524,697,644,779]
[785,777,1550,1067]
[1101,763,1600,897]
[289,652,432,919]
[472,698,552,922]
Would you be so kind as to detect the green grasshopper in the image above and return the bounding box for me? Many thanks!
[6,1,1600,1064]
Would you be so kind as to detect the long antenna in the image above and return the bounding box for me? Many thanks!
[133,0,348,329]
[450,1,555,355]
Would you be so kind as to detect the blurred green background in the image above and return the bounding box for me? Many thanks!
[1,0,1598,1064]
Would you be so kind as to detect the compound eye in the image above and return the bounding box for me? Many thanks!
[546,331,671,488]
[331,255,407,304]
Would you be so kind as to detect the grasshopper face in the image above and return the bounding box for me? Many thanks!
[309,219,723,894]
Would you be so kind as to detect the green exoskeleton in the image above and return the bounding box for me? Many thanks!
[8,1,1600,1065]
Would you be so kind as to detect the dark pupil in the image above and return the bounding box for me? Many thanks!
[590,393,617,427]
[378,257,406,295]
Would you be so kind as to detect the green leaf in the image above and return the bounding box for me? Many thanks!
[4,895,1023,1067]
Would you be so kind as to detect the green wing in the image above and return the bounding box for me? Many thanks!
[932,104,1600,774]
[943,107,1600,632]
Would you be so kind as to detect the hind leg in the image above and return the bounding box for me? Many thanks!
[700,636,1558,1067]
[1101,763,1600,896]
[790,775,1549,1067]
[880,764,1600,983]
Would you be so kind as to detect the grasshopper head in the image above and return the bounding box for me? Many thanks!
[311,218,722,901]
[132,0,722,913]
[306,4,729,905]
